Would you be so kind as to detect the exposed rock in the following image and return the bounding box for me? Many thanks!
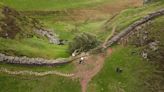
[142,51,148,59]
[143,35,148,40]
[149,41,159,51]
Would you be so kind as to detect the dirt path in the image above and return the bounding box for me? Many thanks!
[0,68,74,77]
[73,48,113,92]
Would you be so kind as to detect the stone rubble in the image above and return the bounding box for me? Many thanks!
[149,41,159,51]
[142,51,148,59]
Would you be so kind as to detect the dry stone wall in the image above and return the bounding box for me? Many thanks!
[105,9,164,47]
[0,53,70,66]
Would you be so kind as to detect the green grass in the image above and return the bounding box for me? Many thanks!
[43,21,76,40]
[79,20,106,33]
[87,46,154,92]
[0,0,109,11]
[0,37,69,59]
[35,12,107,40]
[0,73,81,92]
[0,62,74,73]
[43,20,106,40]
[35,0,164,42]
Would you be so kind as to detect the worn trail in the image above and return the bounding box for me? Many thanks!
[73,48,113,92]
[0,68,74,77]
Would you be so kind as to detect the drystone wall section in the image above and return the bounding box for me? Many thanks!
[105,9,164,47]
[34,29,60,44]
[0,53,70,66]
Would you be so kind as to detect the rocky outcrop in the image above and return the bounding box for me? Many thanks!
[0,53,70,66]
[34,29,60,44]
[105,8,164,47]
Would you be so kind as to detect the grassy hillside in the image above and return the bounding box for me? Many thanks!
[1,0,109,11]
[0,0,163,92]
[0,73,81,92]
[88,46,154,92]
[130,16,164,92]
[87,1,164,92]
[0,37,69,59]
[0,5,69,59]
[0,3,79,92]
[0,5,37,39]
[100,0,164,40]
[0,0,142,58]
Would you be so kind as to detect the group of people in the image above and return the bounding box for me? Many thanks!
[72,53,85,64]
[72,52,123,73]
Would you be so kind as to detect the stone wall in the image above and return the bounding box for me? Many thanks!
[34,29,60,44]
[0,53,70,66]
[105,9,164,47]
